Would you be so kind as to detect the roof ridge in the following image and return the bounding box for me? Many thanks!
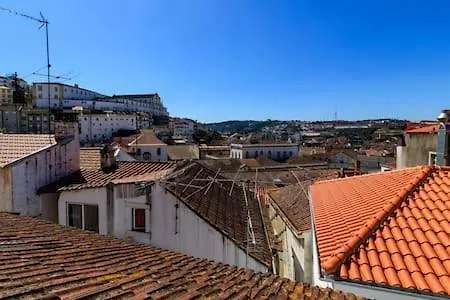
[313,166,426,185]
[321,165,434,274]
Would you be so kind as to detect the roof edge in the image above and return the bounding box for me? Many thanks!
[321,165,433,274]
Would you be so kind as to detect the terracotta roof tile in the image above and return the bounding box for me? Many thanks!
[79,147,101,169]
[129,129,166,146]
[0,133,57,167]
[39,161,176,193]
[311,166,450,297]
[405,124,440,134]
[163,162,272,266]
[0,213,363,299]
[268,184,312,234]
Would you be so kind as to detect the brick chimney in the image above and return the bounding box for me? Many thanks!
[100,144,117,170]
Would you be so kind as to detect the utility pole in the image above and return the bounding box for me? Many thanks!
[0,6,52,133]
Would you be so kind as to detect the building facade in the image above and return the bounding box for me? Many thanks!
[78,113,137,145]
[0,128,79,216]
[169,117,197,139]
[230,143,300,161]
[0,107,55,134]
[0,86,13,105]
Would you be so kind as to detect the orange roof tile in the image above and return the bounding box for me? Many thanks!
[0,213,363,299]
[0,133,57,167]
[79,147,101,169]
[311,166,450,297]
[405,124,440,134]
[129,129,166,146]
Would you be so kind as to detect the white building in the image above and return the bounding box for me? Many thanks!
[78,113,137,145]
[48,160,271,273]
[0,86,13,105]
[0,125,79,217]
[230,143,300,161]
[127,129,168,162]
[262,185,313,283]
[169,117,197,139]
[32,83,169,117]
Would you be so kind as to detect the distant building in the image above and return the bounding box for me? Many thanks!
[32,82,169,117]
[0,107,55,134]
[169,117,197,140]
[0,86,13,105]
[230,143,300,161]
[78,113,137,145]
[127,129,168,162]
[0,125,79,217]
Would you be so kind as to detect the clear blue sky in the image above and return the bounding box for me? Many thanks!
[1,0,449,122]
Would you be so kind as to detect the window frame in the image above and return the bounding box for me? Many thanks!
[67,203,99,232]
[132,208,146,232]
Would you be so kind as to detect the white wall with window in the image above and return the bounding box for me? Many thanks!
[57,181,268,273]
[78,113,137,145]
[58,188,106,234]
[230,143,300,161]
[132,145,168,162]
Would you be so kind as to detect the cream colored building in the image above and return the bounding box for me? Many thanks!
[0,86,13,105]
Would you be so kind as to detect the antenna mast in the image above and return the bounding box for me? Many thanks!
[0,6,52,133]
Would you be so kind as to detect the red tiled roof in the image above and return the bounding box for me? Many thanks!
[311,166,450,297]
[405,124,440,134]
[0,213,362,299]
[129,129,166,146]
[0,134,57,167]
[164,162,272,266]
[39,161,177,193]
[79,147,101,169]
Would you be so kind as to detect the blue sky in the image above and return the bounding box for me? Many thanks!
[1,1,449,122]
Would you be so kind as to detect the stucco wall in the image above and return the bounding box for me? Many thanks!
[267,203,312,282]
[133,145,168,162]
[11,137,79,216]
[151,184,268,272]
[58,188,108,234]
[0,167,13,212]
[397,133,437,169]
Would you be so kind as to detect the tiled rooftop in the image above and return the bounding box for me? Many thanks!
[39,161,177,193]
[0,213,362,299]
[268,184,312,234]
[79,147,101,169]
[311,166,450,297]
[405,124,440,134]
[163,162,272,266]
[0,133,57,167]
[129,129,166,146]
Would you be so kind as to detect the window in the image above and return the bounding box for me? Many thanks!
[38,85,43,91]
[268,150,272,158]
[132,208,146,232]
[54,87,58,92]
[68,203,99,232]
[157,148,161,155]
[143,152,151,160]
[260,150,263,156]
[38,94,42,99]
[136,148,141,156]
[429,152,437,165]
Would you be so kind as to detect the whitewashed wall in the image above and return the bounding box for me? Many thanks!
[133,145,168,162]
[58,188,108,234]
[78,114,137,144]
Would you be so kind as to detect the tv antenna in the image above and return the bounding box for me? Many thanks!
[1,6,52,132]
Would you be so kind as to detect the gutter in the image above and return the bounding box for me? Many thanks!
[321,276,449,300]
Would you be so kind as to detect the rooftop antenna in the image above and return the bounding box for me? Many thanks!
[0,6,52,133]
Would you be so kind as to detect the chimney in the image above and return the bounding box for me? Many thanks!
[436,109,450,166]
[100,144,117,170]
[354,159,361,174]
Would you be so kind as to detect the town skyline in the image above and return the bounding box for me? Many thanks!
[2,0,450,122]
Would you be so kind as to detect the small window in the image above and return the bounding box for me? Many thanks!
[38,94,42,99]
[68,203,82,229]
[68,203,99,232]
[38,85,43,91]
[143,152,151,160]
[54,87,58,92]
[157,148,161,155]
[132,208,146,232]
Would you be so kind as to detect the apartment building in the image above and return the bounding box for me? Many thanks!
[78,113,137,145]
[169,117,197,139]
[32,83,169,117]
